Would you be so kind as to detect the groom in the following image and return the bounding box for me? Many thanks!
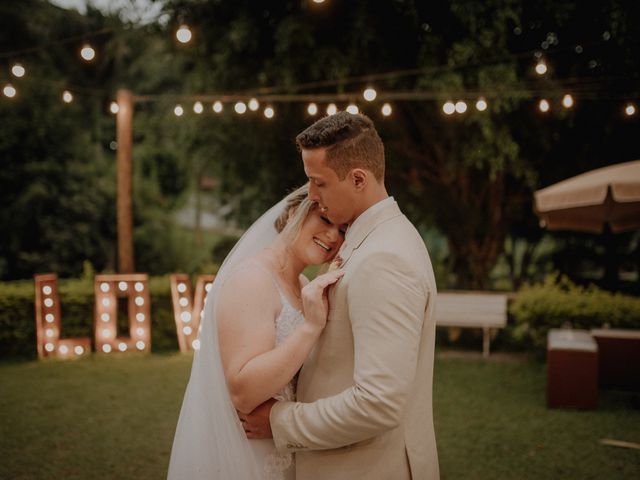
[243,112,439,479]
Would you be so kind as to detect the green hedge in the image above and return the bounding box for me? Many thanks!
[0,276,187,359]
[509,274,640,352]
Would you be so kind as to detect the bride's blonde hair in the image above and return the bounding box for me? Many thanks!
[274,183,315,242]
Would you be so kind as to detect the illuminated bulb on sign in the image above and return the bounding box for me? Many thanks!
[102,328,111,338]
[136,313,145,322]
[45,343,55,352]
[193,101,204,114]
[192,339,201,350]
[539,99,550,112]
[46,329,54,337]
[134,282,144,292]
[179,298,189,307]
[476,98,488,111]
[174,105,184,116]
[455,101,467,114]
[110,102,119,114]
[118,281,128,291]
[183,326,193,335]
[381,103,392,116]
[248,98,259,111]
[62,90,73,103]
[42,286,52,295]
[176,25,192,44]
[74,346,84,355]
[535,60,547,75]
[181,311,192,323]
[44,298,53,307]
[3,84,16,98]
[11,64,25,77]
[177,283,187,293]
[101,313,109,322]
[363,88,377,102]
[346,104,359,114]
[118,343,128,352]
[135,296,144,306]
[136,327,144,336]
[80,45,95,61]
[102,344,112,353]
[136,341,145,350]
[100,283,110,292]
[264,106,275,118]
[102,298,110,307]
[625,103,636,116]
[212,101,223,113]
[45,314,55,323]
[443,101,455,115]
[59,345,69,354]
[307,103,318,115]
[327,103,338,115]
[562,94,574,108]
[234,102,247,114]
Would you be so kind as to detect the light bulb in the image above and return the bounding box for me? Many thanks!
[307,103,318,115]
[212,101,223,113]
[193,101,204,114]
[234,102,247,114]
[326,103,337,115]
[62,90,73,103]
[102,344,112,353]
[118,281,128,291]
[443,101,455,115]
[110,102,119,114]
[562,94,574,108]
[455,101,467,114]
[174,105,184,116]
[475,98,488,111]
[625,103,636,116]
[248,98,259,111]
[11,64,25,77]
[264,106,275,118]
[176,25,192,44]
[346,104,359,114]
[381,103,392,116]
[177,283,187,293]
[363,88,377,102]
[3,84,16,98]
[535,60,547,75]
[80,45,96,61]
[539,99,550,112]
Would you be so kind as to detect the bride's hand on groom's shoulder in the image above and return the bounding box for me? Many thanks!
[301,269,344,330]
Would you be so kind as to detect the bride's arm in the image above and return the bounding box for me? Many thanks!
[218,268,341,414]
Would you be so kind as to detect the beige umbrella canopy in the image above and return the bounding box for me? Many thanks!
[534,160,640,233]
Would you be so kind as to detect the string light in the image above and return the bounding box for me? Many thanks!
[102,344,112,353]
[562,94,574,108]
[625,103,636,116]
[264,106,275,118]
[363,87,377,101]
[11,63,25,77]
[346,104,359,114]
[307,103,318,115]
[475,97,488,111]
[3,84,17,98]
[535,60,548,75]
[539,99,550,112]
[248,98,259,111]
[455,101,467,113]
[193,101,203,114]
[174,104,184,116]
[80,44,95,61]
[326,103,337,115]
[109,101,119,114]
[176,25,192,44]
[212,101,223,113]
[234,101,247,114]
[62,90,73,103]
[381,103,392,116]
[442,101,455,115]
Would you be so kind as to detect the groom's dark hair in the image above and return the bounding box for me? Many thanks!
[296,111,385,182]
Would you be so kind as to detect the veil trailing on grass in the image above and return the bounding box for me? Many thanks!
[167,196,289,480]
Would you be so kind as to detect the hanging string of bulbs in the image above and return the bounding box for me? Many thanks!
[1,22,638,119]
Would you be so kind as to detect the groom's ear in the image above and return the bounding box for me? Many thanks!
[350,168,368,191]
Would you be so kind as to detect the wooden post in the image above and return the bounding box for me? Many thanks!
[116,89,134,273]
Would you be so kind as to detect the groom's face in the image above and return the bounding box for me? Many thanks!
[302,148,356,226]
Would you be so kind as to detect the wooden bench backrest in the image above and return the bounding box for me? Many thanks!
[435,292,508,328]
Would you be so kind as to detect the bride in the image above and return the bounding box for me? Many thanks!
[167,184,346,479]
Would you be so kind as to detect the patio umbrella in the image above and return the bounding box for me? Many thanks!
[534,160,640,234]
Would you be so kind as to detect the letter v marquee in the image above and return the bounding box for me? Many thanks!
[170,274,215,352]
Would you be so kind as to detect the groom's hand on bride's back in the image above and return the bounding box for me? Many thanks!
[238,398,276,439]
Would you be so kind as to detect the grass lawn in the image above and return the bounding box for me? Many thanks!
[1,352,638,479]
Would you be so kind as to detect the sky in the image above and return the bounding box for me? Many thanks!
[48,0,167,24]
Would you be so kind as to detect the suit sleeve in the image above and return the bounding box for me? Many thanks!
[270,251,429,452]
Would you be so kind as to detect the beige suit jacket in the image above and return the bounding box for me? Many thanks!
[270,200,439,480]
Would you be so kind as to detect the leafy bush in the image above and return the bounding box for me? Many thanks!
[509,274,640,352]
[0,276,190,359]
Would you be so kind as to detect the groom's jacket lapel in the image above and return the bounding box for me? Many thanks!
[338,200,403,269]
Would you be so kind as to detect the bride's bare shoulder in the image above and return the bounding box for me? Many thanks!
[218,257,278,299]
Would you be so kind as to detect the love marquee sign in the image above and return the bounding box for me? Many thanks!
[34,273,215,359]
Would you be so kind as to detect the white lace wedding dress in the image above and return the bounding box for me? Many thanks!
[248,270,304,480]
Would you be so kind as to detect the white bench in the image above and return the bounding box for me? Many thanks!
[435,291,509,357]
